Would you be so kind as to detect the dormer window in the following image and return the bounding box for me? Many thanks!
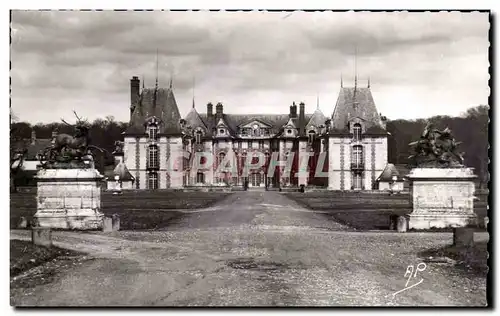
[195,130,203,144]
[353,123,362,141]
[308,130,316,144]
[286,129,292,135]
[219,129,225,135]
[147,125,158,141]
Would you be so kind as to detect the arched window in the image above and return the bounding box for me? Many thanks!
[252,124,260,137]
[195,130,203,144]
[148,145,159,169]
[352,145,364,167]
[353,123,362,141]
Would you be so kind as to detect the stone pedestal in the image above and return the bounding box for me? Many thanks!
[407,168,477,230]
[31,227,52,247]
[34,168,105,230]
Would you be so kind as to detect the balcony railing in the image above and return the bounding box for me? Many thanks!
[350,162,365,170]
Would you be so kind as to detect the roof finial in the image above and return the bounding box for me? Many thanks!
[340,73,343,88]
[169,67,173,89]
[354,46,358,89]
[192,75,195,109]
[367,76,370,89]
[155,48,159,90]
[142,75,145,89]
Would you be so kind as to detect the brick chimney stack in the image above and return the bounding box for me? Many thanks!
[130,76,140,118]
[51,128,58,144]
[216,102,223,120]
[299,102,305,136]
[289,102,297,118]
[207,102,213,118]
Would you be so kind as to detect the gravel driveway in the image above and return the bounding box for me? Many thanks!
[10,191,488,306]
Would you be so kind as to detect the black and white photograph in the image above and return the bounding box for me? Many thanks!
[9,9,490,307]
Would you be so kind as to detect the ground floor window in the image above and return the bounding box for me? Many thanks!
[148,172,158,190]
[196,171,205,184]
[353,172,363,190]
[250,172,262,187]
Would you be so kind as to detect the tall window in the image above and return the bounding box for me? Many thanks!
[148,145,159,169]
[148,172,158,190]
[353,173,363,190]
[148,125,158,141]
[259,140,264,149]
[196,171,205,184]
[352,145,364,167]
[218,152,226,169]
[353,123,362,141]
[195,131,202,144]
[308,130,316,144]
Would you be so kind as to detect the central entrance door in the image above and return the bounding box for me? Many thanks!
[250,172,262,187]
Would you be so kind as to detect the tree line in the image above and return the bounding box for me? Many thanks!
[10,105,489,187]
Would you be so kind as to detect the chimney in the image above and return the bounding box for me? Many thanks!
[51,129,58,144]
[31,129,36,145]
[207,102,213,117]
[290,102,297,118]
[130,76,140,118]
[216,102,223,119]
[299,102,305,136]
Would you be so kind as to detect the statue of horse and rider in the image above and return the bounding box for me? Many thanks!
[408,122,465,168]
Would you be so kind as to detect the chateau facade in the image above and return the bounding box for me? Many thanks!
[122,76,389,190]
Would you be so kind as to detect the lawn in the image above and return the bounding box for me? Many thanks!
[285,191,489,231]
[10,239,83,278]
[10,190,232,230]
[419,241,489,277]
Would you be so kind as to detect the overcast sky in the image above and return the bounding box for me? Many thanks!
[11,10,489,124]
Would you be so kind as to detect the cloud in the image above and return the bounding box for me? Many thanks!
[10,10,489,124]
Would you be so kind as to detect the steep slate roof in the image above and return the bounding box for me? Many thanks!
[306,108,327,129]
[125,87,182,135]
[185,107,207,130]
[376,163,402,181]
[331,87,384,131]
[194,113,313,137]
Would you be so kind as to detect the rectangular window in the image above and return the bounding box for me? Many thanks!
[148,172,158,190]
[351,145,364,167]
[353,172,363,190]
[148,126,158,141]
[196,171,205,184]
[148,146,159,169]
[195,131,202,144]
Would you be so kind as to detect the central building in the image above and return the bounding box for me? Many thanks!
[121,76,389,190]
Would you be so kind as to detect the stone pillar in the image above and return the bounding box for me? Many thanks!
[31,227,52,247]
[34,168,105,230]
[407,168,478,230]
[297,140,309,187]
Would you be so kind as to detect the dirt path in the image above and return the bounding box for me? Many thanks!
[10,191,488,306]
